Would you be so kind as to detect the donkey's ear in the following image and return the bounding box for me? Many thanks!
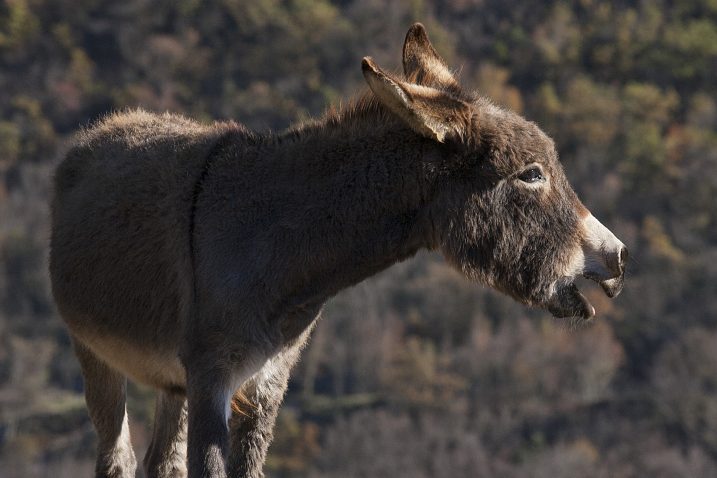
[362,57,468,143]
[402,23,460,94]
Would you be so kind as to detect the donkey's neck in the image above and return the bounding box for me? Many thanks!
[262,99,445,296]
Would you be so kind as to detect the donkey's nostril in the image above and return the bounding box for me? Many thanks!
[619,246,628,269]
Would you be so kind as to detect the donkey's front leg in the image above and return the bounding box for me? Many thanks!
[186,376,230,478]
[185,352,268,478]
[226,353,295,478]
[227,325,315,478]
[181,324,273,478]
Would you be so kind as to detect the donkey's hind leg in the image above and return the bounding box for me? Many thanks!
[143,391,188,478]
[73,338,137,478]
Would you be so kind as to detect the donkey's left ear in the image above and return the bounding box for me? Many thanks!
[362,57,469,143]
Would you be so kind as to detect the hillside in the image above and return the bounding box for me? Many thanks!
[1,1,716,476]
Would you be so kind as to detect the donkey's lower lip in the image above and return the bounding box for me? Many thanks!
[547,282,596,320]
[599,276,624,298]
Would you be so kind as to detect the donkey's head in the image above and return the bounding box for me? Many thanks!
[362,24,627,320]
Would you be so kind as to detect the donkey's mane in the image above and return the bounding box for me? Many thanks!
[279,92,398,143]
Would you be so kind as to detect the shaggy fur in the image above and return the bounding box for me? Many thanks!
[49,23,626,478]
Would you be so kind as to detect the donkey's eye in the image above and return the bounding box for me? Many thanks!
[518,167,545,184]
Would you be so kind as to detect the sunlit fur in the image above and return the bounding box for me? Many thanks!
[435,96,587,308]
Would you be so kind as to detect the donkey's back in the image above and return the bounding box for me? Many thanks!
[50,109,240,389]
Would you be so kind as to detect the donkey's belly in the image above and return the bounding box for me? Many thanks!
[74,327,187,391]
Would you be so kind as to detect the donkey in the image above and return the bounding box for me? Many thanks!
[49,23,627,478]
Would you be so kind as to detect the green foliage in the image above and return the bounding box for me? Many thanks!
[0,121,21,165]
[0,0,40,52]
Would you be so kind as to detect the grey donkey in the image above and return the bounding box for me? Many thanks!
[49,23,627,478]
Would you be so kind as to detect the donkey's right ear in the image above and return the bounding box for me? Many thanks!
[362,57,469,143]
[402,23,460,94]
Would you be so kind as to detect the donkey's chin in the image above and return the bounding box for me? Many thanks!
[599,276,624,298]
[546,280,596,320]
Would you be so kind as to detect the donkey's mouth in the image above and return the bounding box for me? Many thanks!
[547,270,625,320]
[546,279,596,320]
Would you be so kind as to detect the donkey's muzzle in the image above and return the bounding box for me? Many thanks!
[583,214,627,297]
[547,215,627,319]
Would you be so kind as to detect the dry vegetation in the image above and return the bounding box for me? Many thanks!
[1,1,716,476]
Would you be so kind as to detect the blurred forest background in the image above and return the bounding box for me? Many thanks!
[1,0,716,476]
